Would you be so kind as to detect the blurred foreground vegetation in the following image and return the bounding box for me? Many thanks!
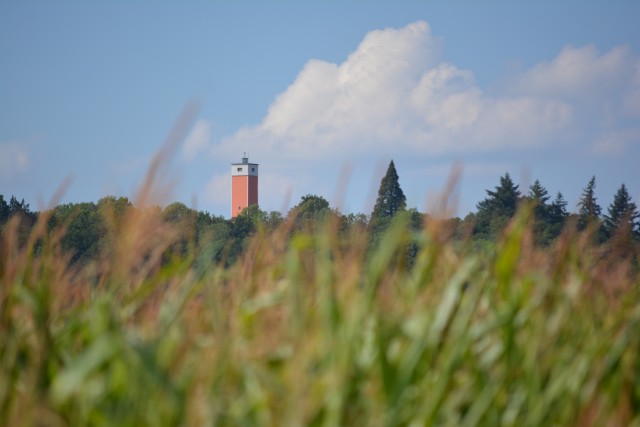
[1,176,640,426]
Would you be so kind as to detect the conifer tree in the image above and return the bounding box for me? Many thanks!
[371,160,406,221]
[543,192,570,243]
[474,173,521,238]
[525,179,551,244]
[8,196,31,217]
[604,184,639,240]
[482,173,521,217]
[548,192,569,226]
[0,195,9,225]
[577,176,601,231]
[527,179,550,222]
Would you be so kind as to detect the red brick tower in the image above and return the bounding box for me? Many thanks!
[231,154,258,218]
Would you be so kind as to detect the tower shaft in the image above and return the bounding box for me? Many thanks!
[231,156,259,218]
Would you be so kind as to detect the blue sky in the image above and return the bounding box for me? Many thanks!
[1,1,639,217]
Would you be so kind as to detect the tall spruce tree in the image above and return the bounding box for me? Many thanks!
[474,173,521,238]
[527,179,550,222]
[526,179,551,244]
[604,184,639,240]
[371,160,406,221]
[483,173,521,217]
[548,192,569,227]
[539,192,570,243]
[577,176,602,231]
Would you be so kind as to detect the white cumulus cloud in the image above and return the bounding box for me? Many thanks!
[511,44,640,155]
[512,44,634,100]
[212,21,583,164]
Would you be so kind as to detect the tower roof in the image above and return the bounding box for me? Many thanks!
[231,153,258,165]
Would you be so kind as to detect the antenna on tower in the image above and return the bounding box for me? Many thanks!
[242,152,248,164]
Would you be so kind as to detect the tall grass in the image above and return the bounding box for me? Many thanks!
[1,199,638,426]
[1,153,639,425]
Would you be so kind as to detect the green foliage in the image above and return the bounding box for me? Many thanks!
[1,198,640,426]
[265,210,284,230]
[577,176,602,232]
[162,201,196,224]
[525,179,549,244]
[1,167,637,270]
[289,194,334,231]
[1,195,37,247]
[223,205,282,264]
[544,192,569,242]
[49,202,106,264]
[522,181,570,246]
[602,184,640,260]
[97,195,132,224]
[369,160,408,248]
[604,183,640,242]
[162,202,198,257]
[8,195,34,218]
[474,173,521,239]
[371,160,406,221]
[0,195,9,225]
[340,212,368,230]
[237,204,268,224]
[527,179,550,219]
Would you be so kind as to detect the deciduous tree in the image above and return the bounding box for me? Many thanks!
[289,194,333,230]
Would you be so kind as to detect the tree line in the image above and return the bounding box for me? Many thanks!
[1,161,639,267]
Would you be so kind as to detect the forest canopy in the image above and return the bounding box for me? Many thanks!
[1,165,638,267]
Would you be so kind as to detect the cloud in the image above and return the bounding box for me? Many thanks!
[212,21,585,164]
[182,119,213,161]
[512,44,634,100]
[0,141,29,178]
[511,44,640,154]
[202,21,639,215]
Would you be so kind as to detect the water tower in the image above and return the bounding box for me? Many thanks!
[231,154,258,218]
